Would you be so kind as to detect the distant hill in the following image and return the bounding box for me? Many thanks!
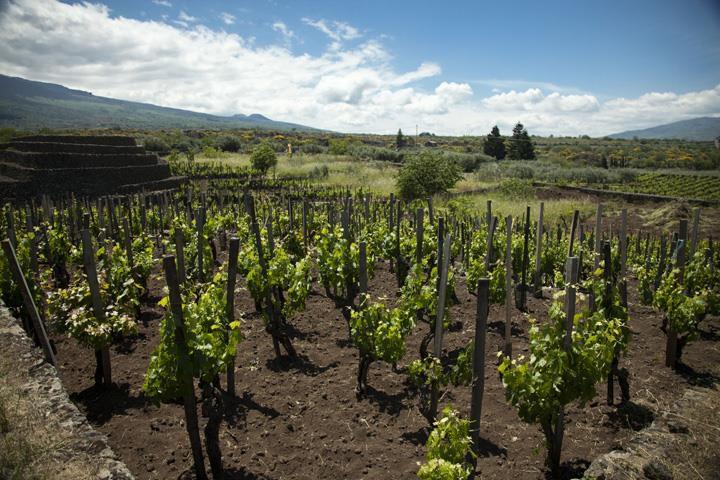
[0,74,318,132]
[608,117,720,141]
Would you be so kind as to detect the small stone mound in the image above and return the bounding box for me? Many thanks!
[579,387,720,479]
[0,135,185,198]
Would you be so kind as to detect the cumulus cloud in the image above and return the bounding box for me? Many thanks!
[151,0,171,7]
[0,0,717,136]
[482,88,599,113]
[0,0,466,132]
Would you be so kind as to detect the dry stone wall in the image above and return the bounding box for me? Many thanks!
[0,135,185,198]
[0,304,134,479]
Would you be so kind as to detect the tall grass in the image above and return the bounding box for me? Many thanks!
[474,160,640,185]
[196,152,602,219]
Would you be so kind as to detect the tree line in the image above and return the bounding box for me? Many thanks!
[483,122,536,161]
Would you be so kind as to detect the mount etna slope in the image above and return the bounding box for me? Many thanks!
[0,74,317,131]
[608,117,720,141]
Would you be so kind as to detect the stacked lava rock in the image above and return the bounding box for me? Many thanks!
[0,135,185,198]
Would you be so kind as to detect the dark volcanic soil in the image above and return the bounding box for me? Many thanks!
[50,255,720,480]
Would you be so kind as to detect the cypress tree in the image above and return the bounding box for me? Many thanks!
[507,122,536,160]
[396,128,405,149]
[483,125,506,160]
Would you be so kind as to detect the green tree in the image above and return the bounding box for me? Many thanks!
[250,143,277,175]
[396,128,405,149]
[396,151,461,200]
[507,122,536,160]
[483,125,506,160]
[215,135,242,152]
[328,138,349,155]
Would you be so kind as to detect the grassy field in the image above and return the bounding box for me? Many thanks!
[196,152,605,223]
[197,152,401,195]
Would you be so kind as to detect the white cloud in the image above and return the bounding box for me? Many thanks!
[174,10,197,27]
[219,12,235,26]
[152,0,171,7]
[391,62,442,86]
[301,17,361,50]
[481,89,599,113]
[0,0,718,136]
[471,79,586,95]
[272,21,294,43]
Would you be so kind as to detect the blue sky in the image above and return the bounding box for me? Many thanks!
[0,0,719,135]
[123,0,720,98]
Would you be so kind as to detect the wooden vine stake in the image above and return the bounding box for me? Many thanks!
[196,207,205,282]
[429,233,452,424]
[358,241,368,298]
[1,239,55,365]
[122,217,134,271]
[689,208,700,259]
[533,202,544,298]
[470,277,489,467]
[163,255,208,480]
[80,229,111,387]
[504,215,513,358]
[5,209,17,248]
[654,235,668,291]
[519,206,531,311]
[415,207,424,266]
[567,210,580,257]
[619,209,628,308]
[665,219,687,368]
[436,217,445,291]
[226,237,240,396]
[550,256,579,475]
[175,228,186,285]
[485,216,496,271]
[589,204,603,311]
[388,194,395,273]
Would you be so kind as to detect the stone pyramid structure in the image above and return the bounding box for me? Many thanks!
[0,135,185,198]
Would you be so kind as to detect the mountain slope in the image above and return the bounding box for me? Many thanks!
[0,74,318,131]
[607,117,720,141]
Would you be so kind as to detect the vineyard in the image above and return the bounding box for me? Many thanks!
[1,178,719,480]
[609,172,720,202]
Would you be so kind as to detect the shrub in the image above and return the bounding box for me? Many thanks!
[140,136,170,153]
[498,178,535,199]
[171,138,199,153]
[250,143,277,175]
[298,143,326,154]
[443,151,493,172]
[202,146,221,158]
[215,135,242,152]
[348,144,404,162]
[328,139,349,155]
[308,165,329,179]
[396,151,462,200]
